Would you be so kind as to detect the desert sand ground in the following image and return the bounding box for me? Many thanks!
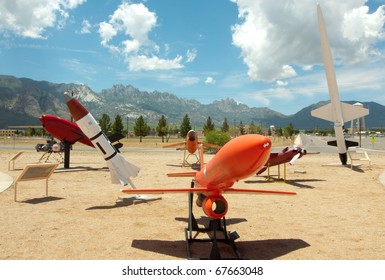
[1,136,385,260]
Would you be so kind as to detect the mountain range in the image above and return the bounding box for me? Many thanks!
[1,75,384,131]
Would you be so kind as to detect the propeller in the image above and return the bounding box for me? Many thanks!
[289,152,301,165]
[289,134,310,165]
[290,134,318,165]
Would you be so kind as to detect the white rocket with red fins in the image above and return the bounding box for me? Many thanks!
[64,93,140,188]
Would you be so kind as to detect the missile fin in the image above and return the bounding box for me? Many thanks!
[312,102,369,124]
[327,140,359,148]
[310,103,334,122]
[105,154,140,186]
[113,142,123,151]
[108,133,125,143]
[345,140,359,148]
[106,160,122,185]
[123,157,140,178]
[340,102,369,122]
[327,140,338,147]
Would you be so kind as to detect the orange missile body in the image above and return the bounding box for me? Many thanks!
[194,134,271,190]
[122,134,296,219]
[186,130,198,154]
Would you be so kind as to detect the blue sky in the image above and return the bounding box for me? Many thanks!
[1,0,385,115]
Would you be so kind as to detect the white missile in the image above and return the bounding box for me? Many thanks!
[311,4,369,165]
[64,93,140,188]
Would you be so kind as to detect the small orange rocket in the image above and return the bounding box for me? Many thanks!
[163,130,221,166]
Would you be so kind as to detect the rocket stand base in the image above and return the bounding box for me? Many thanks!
[184,190,241,260]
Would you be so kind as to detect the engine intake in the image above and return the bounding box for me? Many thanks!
[202,195,228,219]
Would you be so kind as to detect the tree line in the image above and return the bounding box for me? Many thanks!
[97,113,300,145]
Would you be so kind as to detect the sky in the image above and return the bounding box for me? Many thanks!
[1,0,385,115]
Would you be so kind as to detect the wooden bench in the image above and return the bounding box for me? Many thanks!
[348,149,371,169]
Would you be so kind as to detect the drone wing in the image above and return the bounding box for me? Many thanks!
[162,142,186,148]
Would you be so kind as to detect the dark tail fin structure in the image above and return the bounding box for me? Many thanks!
[108,133,125,152]
[327,140,359,148]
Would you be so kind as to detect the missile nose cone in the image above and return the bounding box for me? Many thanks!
[64,92,89,122]
[64,92,72,103]
[39,115,45,125]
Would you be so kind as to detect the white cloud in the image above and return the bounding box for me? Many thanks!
[98,1,185,72]
[122,39,140,54]
[145,72,200,87]
[110,2,156,46]
[78,19,91,34]
[250,62,385,112]
[205,76,216,85]
[0,0,86,39]
[276,80,288,86]
[98,22,117,45]
[126,55,183,71]
[302,65,314,71]
[178,76,200,87]
[186,49,197,63]
[231,0,385,82]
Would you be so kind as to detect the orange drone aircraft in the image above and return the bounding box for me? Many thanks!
[163,129,221,166]
[123,134,296,258]
[123,134,296,219]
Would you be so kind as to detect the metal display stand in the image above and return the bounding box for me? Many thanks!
[184,181,241,260]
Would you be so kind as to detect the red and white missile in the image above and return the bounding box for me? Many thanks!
[64,93,140,188]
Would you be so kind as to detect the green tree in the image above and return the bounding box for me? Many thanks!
[276,127,283,137]
[99,114,111,134]
[156,115,168,142]
[180,114,192,138]
[205,130,231,149]
[29,127,36,136]
[111,114,124,135]
[249,121,257,134]
[283,123,295,138]
[249,121,263,134]
[221,117,229,132]
[134,115,150,142]
[239,121,246,135]
[203,116,215,134]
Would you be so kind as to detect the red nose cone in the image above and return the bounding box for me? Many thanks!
[39,115,45,125]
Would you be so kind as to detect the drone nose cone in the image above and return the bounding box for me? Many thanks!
[200,134,272,188]
[188,130,196,141]
[238,134,272,173]
[229,134,271,158]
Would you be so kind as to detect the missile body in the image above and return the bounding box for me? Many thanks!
[64,93,140,187]
[317,4,344,157]
[39,114,94,147]
[311,5,369,165]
